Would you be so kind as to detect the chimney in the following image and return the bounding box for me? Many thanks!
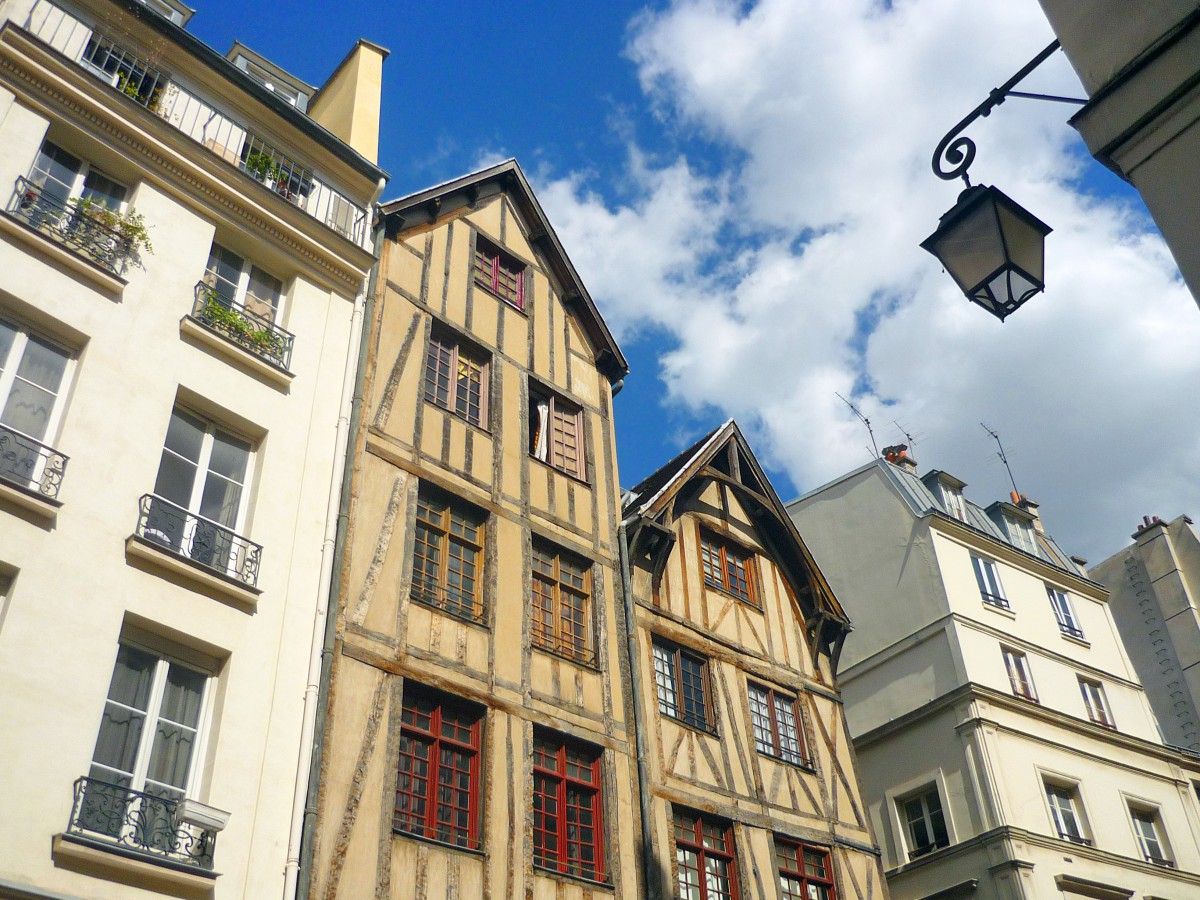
[1133,515,1166,540]
[883,444,918,474]
[1015,493,1044,533]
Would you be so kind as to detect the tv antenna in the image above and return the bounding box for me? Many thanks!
[980,422,1020,496]
[836,393,879,458]
[893,419,922,448]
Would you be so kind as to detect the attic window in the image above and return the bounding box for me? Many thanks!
[940,485,967,522]
[474,236,525,310]
[1007,516,1037,554]
[243,60,302,106]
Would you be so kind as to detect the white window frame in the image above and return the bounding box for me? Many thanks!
[1079,677,1115,728]
[203,242,285,325]
[941,485,967,521]
[0,318,75,490]
[1048,586,1083,638]
[1003,647,1038,702]
[971,555,1008,609]
[1128,803,1173,866]
[1007,515,1037,554]
[29,139,129,212]
[156,410,254,537]
[899,786,949,859]
[1044,779,1090,845]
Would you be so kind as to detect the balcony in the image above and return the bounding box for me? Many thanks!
[65,776,221,872]
[190,281,294,371]
[1058,621,1086,640]
[6,177,137,274]
[0,423,67,500]
[134,494,261,588]
[25,0,367,244]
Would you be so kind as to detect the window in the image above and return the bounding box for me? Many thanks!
[1079,678,1115,728]
[531,542,593,663]
[412,489,484,622]
[1130,806,1172,866]
[1048,586,1083,639]
[652,638,713,732]
[1045,782,1089,845]
[1003,648,1038,702]
[424,330,488,427]
[474,236,525,309]
[393,684,482,850]
[1007,515,1037,554]
[971,555,1007,608]
[529,389,585,479]
[144,408,254,577]
[0,318,72,492]
[747,682,809,766]
[776,838,836,900]
[673,809,738,900]
[78,642,214,860]
[940,485,967,522]
[202,242,284,324]
[901,787,949,859]
[532,731,607,882]
[700,531,756,605]
[80,33,165,108]
[29,140,127,212]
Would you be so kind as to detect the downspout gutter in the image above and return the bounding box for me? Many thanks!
[288,201,385,900]
[617,519,661,900]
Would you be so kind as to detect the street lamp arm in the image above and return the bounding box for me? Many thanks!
[932,40,1085,182]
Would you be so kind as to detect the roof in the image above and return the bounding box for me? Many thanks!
[792,457,1089,579]
[622,420,848,627]
[380,160,629,381]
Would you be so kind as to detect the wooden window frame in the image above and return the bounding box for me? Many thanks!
[529,387,586,480]
[776,837,836,900]
[672,808,740,900]
[393,684,483,851]
[971,555,1008,609]
[1079,677,1115,728]
[411,488,485,624]
[1044,781,1090,845]
[474,235,525,310]
[747,681,810,767]
[423,328,489,429]
[651,637,714,734]
[1130,806,1173,867]
[1002,647,1038,702]
[698,527,758,606]
[532,730,608,883]
[530,541,594,665]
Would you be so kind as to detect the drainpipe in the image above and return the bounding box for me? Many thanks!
[285,193,385,900]
[618,519,661,900]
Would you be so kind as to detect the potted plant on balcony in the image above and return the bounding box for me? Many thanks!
[67,196,154,269]
[243,151,280,188]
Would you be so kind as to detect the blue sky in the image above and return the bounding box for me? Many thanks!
[188,0,1200,563]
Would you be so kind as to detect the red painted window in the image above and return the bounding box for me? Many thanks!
[411,488,485,622]
[474,236,525,309]
[673,808,739,900]
[700,532,756,605]
[747,682,810,766]
[424,331,488,427]
[393,685,482,849]
[776,838,836,900]
[533,731,606,882]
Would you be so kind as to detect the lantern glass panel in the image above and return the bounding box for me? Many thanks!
[996,201,1045,285]
[927,196,1004,294]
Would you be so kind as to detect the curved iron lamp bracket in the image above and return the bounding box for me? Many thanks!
[932,40,1086,183]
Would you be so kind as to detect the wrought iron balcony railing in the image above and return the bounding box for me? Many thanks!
[7,178,133,274]
[1146,855,1175,868]
[0,424,68,500]
[135,494,262,587]
[1057,620,1085,639]
[192,281,295,370]
[1058,830,1092,846]
[25,0,369,245]
[67,777,216,871]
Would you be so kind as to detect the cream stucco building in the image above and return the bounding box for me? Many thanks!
[787,448,1200,900]
[0,0,385,897]
[1091,515,1200,754]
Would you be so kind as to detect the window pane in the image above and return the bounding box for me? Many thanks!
[30,141,81,203]
[653,643,678,716]
[163,409,205,462]
[245,266,282,318]
[208,431,250,482]
[80,168,126,210]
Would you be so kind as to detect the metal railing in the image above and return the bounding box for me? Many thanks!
[0,424,68,499]
[135,494,261,587]
[8,177,133,273]
[1057,620,1085,639]
[191,281,294,370]
[1058,830,1092,846]
[67,777,215,871]
[25,0,368,245]
[1146,855,1175,868]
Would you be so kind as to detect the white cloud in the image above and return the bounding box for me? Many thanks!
[538,0,1200,562]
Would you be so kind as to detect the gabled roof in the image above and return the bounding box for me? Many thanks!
[623,420,848,628]
[380,160,629,382]
[793,457,1088,578]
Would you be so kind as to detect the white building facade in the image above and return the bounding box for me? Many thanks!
[0,0,385,897]
[787,448,1200,900]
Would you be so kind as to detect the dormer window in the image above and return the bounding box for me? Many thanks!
[1007,516,1037,554]
[941,485,966,521]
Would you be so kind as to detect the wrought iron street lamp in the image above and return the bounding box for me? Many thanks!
[922,40,1084,321]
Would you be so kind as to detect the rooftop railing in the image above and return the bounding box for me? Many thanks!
[7,177,134,273]
[67,776,216,871]
[191,281,294,370]
[25,0,368,245]
[135,494,262,587]
[0,423,68,500]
